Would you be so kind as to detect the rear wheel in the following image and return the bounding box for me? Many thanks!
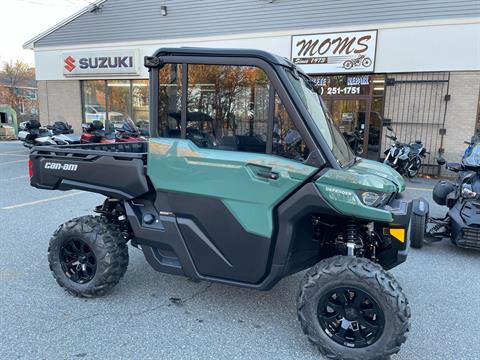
[48,215,129,297]
[297,256,410,360]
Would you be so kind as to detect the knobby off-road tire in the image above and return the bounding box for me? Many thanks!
[410,213,426,249]
[48,215,129,298]
[297,256,410,360]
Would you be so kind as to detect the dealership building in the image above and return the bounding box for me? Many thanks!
[24,0,480,173]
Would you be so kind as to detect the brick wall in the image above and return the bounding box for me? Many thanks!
[442,71,480,167]
[37,80,83,133]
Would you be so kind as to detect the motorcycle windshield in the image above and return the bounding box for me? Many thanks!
[463,143,480,167]
[122,119,139,134]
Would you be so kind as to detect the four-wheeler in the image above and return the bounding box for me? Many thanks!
[29,47,424,360]
[412,144,480,250]
[383,126,428,178]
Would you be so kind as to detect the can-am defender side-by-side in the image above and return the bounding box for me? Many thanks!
[29,48,424,360]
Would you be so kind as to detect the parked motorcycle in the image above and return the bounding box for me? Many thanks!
[80,120,116,144]
[412,143,480,250]
[114,119,146,143]
[18,120,54,148]
[383,126,428,178]
[343,129,363,156]
[47,121,81,145]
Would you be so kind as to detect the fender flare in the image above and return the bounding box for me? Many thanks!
[412,197,429,217]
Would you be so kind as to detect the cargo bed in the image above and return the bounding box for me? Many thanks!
[29,142,150,199]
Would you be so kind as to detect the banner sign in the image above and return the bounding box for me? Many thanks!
[291,30,377,74]
[62,49,139,77]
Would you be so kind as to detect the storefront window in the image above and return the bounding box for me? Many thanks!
[83,80,107,123]
[311,74,373,96]
[81,80,150,135]
[107,80,131,130]
[312,73,386,160]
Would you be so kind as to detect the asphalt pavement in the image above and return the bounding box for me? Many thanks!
[0,140,479,360]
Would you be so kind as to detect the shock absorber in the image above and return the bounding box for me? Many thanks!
[345,222,358,256]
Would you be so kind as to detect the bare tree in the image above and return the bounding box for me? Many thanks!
[1,60,34,87]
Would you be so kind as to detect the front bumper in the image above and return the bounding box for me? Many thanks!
[375,198,413,269]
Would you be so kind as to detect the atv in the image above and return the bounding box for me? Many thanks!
[29,47,424,360]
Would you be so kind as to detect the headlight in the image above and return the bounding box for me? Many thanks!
[359,191,390,207]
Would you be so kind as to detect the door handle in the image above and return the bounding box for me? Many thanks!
[256,171,279,180]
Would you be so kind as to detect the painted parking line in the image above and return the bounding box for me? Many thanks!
[0,159,28,165]
[1,191,84,210]
[0,153,28,157]
[1,149,29,154]
[407,187,432,192]
[0,175,29,182]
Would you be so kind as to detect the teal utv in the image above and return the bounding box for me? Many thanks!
[29,48,425,360]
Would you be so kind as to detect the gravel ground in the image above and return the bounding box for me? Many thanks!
[0,140,479,360]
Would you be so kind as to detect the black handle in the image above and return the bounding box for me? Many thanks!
[257,171,279,180]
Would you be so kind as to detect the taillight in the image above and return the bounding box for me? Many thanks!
[28,159,33,178]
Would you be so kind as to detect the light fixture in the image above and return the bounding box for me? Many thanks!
[161,5,167,16]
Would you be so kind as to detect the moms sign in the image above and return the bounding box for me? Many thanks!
[291,30,377,74]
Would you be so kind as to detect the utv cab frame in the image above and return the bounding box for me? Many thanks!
[30,48,422,360]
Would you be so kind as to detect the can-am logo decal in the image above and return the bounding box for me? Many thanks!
[291,30,377,74]
[62,50,139,77]
[44,162,78,171]
[64,56,76,72]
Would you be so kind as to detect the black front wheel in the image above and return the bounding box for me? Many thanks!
[48,215,129,297]
[297,256,410,360]
[407,156,422,178]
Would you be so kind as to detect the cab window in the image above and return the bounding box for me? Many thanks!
[157,62,309,162]
[273,93,310,161]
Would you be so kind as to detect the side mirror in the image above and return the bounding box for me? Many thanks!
[446,162,464,172]
[387,126,394,132]
[436,157,446,165]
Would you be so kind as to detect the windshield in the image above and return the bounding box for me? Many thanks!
[286,70,354,167]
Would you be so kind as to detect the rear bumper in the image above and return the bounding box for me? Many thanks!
[376,198,413,269]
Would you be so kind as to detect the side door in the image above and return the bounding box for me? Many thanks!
[148,59,319,284]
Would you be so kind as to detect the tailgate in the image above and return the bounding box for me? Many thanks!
[30,147,149,200]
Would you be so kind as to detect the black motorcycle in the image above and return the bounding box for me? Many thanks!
[18,119,53,148]
[343,129,363,156]
[383,126,428,178]
[47,121,81,145]
[411,145,480,250]
[18,120,80,147]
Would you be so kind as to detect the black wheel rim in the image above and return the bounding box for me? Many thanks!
[408,158,421,177]
[317,286,385,348]
[60,239,97,284]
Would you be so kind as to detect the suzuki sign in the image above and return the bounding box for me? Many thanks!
[62,50,140,77]
[291,30,377,74]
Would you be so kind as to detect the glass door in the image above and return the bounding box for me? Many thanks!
[327,98,373,158]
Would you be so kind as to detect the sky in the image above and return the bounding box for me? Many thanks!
[0,0,87,66]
